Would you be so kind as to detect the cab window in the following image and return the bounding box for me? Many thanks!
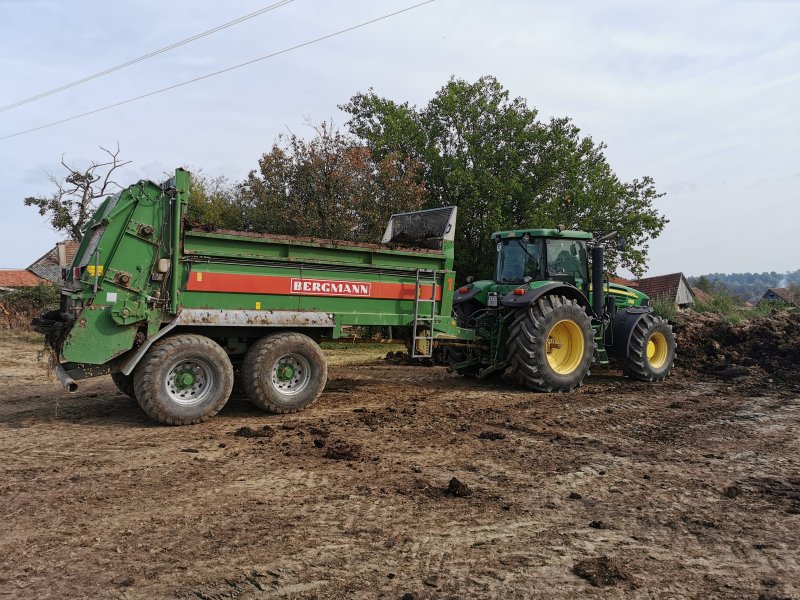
[496,239,543,284]
[546,239,588,285]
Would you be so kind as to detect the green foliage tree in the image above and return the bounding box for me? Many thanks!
[238,122,427,242]
[23,144,130,241]
[341,76,667,278]
[186,171,239,230]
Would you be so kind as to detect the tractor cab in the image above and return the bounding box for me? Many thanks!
[493,229,592,295]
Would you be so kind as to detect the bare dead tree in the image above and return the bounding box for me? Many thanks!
[24,144,131,241]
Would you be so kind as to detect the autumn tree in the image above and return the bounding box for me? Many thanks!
[24,144,130,241]
[341,76,668,277]
[238,122,427,242]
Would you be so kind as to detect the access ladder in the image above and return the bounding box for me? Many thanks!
[411,269,439,358]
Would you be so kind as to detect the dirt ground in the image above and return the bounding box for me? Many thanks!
[1,333,799,599]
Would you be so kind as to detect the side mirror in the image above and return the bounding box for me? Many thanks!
[466,275,474,284]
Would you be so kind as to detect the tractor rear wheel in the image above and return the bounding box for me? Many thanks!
[623,314,676,381]
[133,334,234,425]
[242,332,327,414]
[508,295,594,392]
[111,372,136,400]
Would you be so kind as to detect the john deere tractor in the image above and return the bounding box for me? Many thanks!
[445,228,676,391]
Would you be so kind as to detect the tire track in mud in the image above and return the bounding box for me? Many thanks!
[1,361,799,598]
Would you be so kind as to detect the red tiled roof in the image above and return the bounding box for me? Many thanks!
[691,287,713,303]
[0,270,45,287]
[610,276,638,287]
[634,273,686,302]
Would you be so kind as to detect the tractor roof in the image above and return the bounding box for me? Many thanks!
[491,229,593,240]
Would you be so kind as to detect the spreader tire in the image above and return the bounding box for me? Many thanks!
[111,372,136,400]
[242,332,327,414]
[623,314,676,382]
[133,334,234,425]
[508,295,594,392]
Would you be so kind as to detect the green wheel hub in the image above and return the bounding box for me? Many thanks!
[174,370,197,389]
[276,363,296,381]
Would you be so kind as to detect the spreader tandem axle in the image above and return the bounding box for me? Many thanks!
[34,169,675,425]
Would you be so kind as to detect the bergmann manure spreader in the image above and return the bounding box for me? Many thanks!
[34,169,676,425]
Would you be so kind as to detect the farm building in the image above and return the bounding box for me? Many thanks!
[28,241,79,285]
[634,272,695,308]
[760,288,792,303]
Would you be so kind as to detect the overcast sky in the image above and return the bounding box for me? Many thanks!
[1,0,797,276]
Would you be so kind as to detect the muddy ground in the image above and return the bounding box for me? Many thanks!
[1,333,799,599]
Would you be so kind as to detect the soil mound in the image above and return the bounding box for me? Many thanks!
[233,425,274,438]
[675,310,800,384]
[572,556,632,587]
[324,441,362,461]
[444,477,473,497]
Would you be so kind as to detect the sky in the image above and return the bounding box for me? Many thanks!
[1,0,798,277]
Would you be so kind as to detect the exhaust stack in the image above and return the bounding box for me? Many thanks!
[591,245,604,315]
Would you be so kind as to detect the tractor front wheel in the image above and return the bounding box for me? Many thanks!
[508,295,594,392]
[242,332,327,414]
[623,314,676,381]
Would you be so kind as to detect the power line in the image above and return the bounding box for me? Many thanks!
[0,0,295,113]
[0,0,435,142]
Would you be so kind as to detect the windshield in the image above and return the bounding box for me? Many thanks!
[496,239,543,283]
[546,239,588,286]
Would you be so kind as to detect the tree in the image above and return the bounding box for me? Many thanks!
[341,76,668,278]
[24,144,130,241]
[186,171,240,231]
[238,122,427,242]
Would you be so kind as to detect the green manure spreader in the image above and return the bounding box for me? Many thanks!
[34,168,676,425]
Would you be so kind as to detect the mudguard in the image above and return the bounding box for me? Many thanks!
[500,283,593,315]
[453,285,480,304]
[606,306,654,358]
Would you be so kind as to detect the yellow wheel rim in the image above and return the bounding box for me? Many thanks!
[545,319,585,375]
[647,332,669,369]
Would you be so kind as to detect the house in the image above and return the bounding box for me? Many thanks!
[634,272,695,308]
[760,288,792,303]
[0,269,45,294]
[691,287,713,304]
[609,276,638,287]
[27,240,79,285]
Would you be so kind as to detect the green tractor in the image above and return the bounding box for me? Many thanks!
[443,228,676,390]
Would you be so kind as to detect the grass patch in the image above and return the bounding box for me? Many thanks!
[649,295,677,323]
[692,291,795,324]
[322,340,406,367]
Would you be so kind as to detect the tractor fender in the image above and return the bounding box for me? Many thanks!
[500,283,593,315]
[453,285,479,304]
[606,306,654,358]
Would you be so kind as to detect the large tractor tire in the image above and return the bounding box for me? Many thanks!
[623,314,676,381]
[508,295,594,392]
[242,332,327,414]
[111,372,136,400]
[133,334,234,425]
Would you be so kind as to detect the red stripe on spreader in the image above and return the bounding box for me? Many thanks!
[186,272,443,301]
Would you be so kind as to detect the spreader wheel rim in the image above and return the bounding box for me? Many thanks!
[269,353,312,396]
